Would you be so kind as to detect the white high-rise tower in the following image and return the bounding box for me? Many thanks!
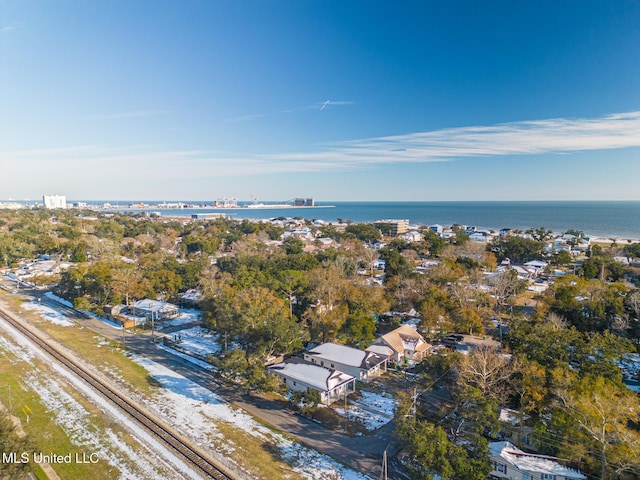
[43,195,67,209]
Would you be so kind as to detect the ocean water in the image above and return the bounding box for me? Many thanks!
[88,201,640,239]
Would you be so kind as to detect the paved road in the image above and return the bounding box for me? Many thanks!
[1,281,404,478]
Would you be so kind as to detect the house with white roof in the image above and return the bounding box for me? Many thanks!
[268,358,356,405]
[469,231,494,243]
[489,441,586,480]
[303,343,388,383]
[132,299,179,320]
[368,324,431,364]
[400,230,423,243]
[523,260,549,271]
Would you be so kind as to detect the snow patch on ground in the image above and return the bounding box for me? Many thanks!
[93,335,111,348]
[335,391,395,431]
[24,372,170,480]
[160,308,202,329]
[279,438,371,480]
[0,311,203,479]
[620,353,640,392]
[156,343,217,371]
[0,334,35,364]
[164,326,222,358]
[132,355,372,480]
[22,301,75,326]
[44,292,73,308]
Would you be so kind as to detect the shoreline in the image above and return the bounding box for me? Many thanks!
[2,201,639,241]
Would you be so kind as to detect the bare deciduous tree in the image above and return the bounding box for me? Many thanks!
[456,345,517,403]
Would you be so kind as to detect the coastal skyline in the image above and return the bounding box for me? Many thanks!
[1,1,640,201]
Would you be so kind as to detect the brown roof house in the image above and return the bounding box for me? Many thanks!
[368,325,431,364]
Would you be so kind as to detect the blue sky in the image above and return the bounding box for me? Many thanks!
[1,0,639,201]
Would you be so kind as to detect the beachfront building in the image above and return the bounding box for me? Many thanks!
[43,195,67,209]
[374,219,410,236]
[303,343,388,383]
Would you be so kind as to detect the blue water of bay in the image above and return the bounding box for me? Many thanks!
[96,201,640,239]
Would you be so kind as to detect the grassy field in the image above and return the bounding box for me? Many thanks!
[1,293,156,397]
[212,421,305,480]
[0,357,122,479]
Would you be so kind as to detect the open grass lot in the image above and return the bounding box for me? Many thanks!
[0,351,123,479]
[1,292,156,398]
[213,421,306,480]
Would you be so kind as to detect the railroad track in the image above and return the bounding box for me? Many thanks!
[0,307,237,480]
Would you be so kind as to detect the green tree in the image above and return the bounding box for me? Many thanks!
[0,413,37,479]
[340,312,376,347]
[210,286,307,360]
[378,246,413,278]
[552,250,573,266]
[488,235,545,263]
[110,264,148,306]
[214,349,249,381]
[420,228,446,256]
[526,226,554,242]
[450,224,469,246]
[303,267,347,343]
[553,376,640,479]
[275,269,309,318]
[344,223,381,242]
[282,237,304,255]
[395,393,492,480]
[291,389,322,416]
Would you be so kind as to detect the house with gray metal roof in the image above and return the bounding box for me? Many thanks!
[268,358,356,405]
[303,343,387,383]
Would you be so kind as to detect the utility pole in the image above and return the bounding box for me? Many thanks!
[379,449,388,480]
[343,391,348,434]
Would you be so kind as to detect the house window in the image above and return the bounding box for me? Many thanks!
[293,381,296,386]
[321,361,324,366]
[496,463,507,473]
[331,363,335,368]
[541,475,554,480]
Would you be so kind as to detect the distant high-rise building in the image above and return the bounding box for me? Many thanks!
[43,195,67,209]
[374,219,410,236]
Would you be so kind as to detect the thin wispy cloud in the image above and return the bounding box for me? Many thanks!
[272,110,640,167]
[3,111,640,181]
[313,100,354,111]
[226,112,269,122]
[226,108,298,122]
[1,22,25,33]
